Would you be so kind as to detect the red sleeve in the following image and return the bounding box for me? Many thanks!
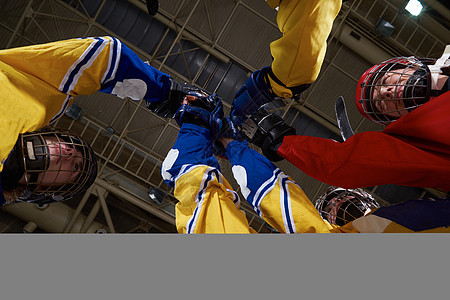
[277,92,450,190]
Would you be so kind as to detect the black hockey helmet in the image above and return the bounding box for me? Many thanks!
[1,127,97,205]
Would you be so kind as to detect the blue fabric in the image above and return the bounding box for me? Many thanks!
[163,124,220,187]
[373,198,450,231]
[225,139,279,207]
[99,37,171,104]
[173,95,224,140]
[230,66,274,125]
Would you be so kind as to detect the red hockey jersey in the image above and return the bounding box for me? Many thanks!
[277,91,450,190]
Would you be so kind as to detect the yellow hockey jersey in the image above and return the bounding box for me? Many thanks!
[163,124,450,234]
[0,36,171,173]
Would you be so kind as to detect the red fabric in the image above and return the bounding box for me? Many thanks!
[277,91,450,190]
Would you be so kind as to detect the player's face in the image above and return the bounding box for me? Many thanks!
[324,195,355,224]
[371,67,417,118]
[37,137,84,185]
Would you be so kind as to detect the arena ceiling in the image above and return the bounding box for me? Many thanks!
[0,0,448,233]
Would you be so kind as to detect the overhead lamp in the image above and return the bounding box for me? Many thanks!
[65,103,84,120]
[375,18,395,38]
[106,126,115,135]
[148,187,167,205]
[405,0,423,16]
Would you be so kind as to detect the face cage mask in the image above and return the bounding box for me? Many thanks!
[15,129,97,204]
[315,187,380,226]
[358,57,432,125]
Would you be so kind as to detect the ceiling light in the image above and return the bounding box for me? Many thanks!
[405,0,423,16]
[375,18,395,38]
[148,187,167,205]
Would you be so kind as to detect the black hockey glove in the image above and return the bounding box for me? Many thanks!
[241,107,296,162]
[146,78,209,118]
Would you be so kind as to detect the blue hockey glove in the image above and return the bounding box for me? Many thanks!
[230,66,276,126]
[212,116,245,158]
[173,93,224,141]
[146,78,210,118]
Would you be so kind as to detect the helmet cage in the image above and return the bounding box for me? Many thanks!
[16,128,97,204]
[356,57,432,125]
[315,186,380,226]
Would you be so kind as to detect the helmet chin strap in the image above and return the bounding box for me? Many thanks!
[428,44,450,90]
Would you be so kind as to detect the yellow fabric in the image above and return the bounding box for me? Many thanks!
[174,166,256,233]
[268,0,342,98]
[0,37,112,171]
[173,166,450,233]
[332,213,450,233]
[350,214,392,233]
[173,165,334,234]
[258,176,333,233]
[266,0,281,10]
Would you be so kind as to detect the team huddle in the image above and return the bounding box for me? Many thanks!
[0,0,449,233]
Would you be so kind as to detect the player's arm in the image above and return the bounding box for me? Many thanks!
[161,124,254,233]
[224,139,333,233]
[230,0,341,125]
[0,36,204,118]
[277,131,450,190]
[268,0,341,96]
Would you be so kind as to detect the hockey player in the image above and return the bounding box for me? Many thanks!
[228,0,449,190]
[355,55,449,125]
[0,128,97,206]
[161,95,450,233]
[0,36,213,204]
[237,49,450,191]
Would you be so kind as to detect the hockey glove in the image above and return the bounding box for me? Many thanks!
[212,116,245,159]
[230,66,311,126]
[230,66,277,126]
[173,93,224,141]
[146,78,210,118]
[241,107,296,162]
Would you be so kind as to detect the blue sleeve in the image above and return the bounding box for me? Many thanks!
[97,37,171,104]
[161,123,220,188]
[225,140,282,206]
[372,198,450,231]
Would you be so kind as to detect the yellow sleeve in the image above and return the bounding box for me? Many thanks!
[0,37,113,171]
[268,0,341,98]
[174,165,256,234]
[0,37,112,97]
[256,173,334,233]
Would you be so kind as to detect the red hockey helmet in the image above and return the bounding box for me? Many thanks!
[355,57,434,125]
[315,186,380,226]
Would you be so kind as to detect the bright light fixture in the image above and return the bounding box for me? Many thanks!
[405,0,423,16]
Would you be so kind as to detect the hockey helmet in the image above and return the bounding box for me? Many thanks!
[355,56,435,125]
[315,186,380,226]
[1,128,97,204]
